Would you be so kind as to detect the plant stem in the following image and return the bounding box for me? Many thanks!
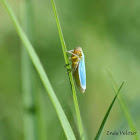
[51,0,84,139]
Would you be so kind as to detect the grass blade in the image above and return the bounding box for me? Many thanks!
[107,70,139,140]
[1,0,76,139]
[94,81,125,140]
[50,0,85,139]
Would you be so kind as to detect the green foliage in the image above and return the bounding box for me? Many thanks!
[107,70,139,140]
[0,0,140,140]
[1,0,76,139]
[95,81,125,140]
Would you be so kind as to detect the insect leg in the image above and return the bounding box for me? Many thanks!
[66,50,79,57]
[66,68,72,74]
[64,63,70,67]
[72,59,81,74]
[68,49,74,52]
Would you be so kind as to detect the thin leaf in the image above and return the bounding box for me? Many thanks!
[1,0,76,139]
[94,81,125,140]
[107,69,139,140]
[51,0,85,139]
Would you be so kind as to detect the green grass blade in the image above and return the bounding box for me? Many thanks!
[51,0,85,139]
[1,0,76,139]
[94,81,125,140]
[107,70,140,140]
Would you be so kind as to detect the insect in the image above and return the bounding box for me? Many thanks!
[66,47,86,93]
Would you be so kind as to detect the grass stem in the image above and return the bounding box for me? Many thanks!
[51,0,84,139]
[94,81,125,140]
[107,70,139,140]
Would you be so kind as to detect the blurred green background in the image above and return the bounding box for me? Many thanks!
[0,0,140,140]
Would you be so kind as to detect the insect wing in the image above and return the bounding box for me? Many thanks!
[78,53,86,90]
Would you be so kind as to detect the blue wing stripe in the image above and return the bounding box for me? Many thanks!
[78,53,86,89]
